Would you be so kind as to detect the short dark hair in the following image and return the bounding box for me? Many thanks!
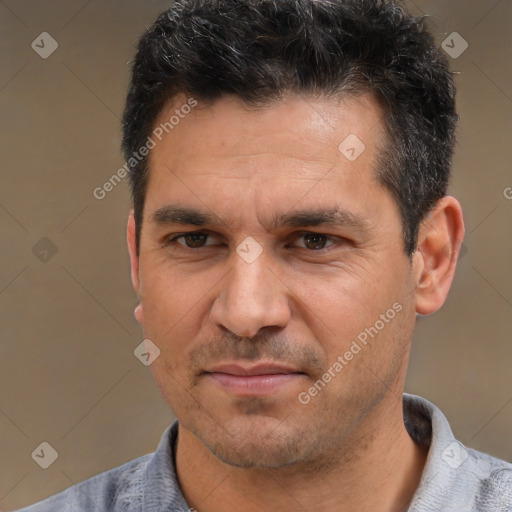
[122,0,457,258]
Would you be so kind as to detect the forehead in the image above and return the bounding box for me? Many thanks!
[150,92,385,166]
[144,92,392,230]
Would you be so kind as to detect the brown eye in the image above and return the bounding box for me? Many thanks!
[294,233,336,250]
[180,232,209,248]
[303,233,328,250]
[163,232,215,249]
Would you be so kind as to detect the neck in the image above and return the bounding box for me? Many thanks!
[175,394,428,512]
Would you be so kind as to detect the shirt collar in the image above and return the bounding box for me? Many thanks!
[139,393,495,512]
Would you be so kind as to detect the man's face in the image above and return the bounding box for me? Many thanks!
[129,93,420,469]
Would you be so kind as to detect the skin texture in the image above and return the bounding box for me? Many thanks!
[127,93,465,512]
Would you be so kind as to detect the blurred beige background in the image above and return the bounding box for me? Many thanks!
[0,0,511,509]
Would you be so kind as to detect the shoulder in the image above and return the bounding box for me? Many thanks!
[13,452,153,512]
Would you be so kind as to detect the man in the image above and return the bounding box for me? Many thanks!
[17,0,512,511]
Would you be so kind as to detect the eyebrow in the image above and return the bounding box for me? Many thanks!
[151,205,371,233]
[152,206,222,227]
[271,208,370,232]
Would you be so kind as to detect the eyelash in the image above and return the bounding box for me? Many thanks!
[162,231,344,251]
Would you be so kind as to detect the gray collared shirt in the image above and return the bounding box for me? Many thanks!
[15,394,512,511]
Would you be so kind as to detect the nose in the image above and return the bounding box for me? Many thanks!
[209,249,291,338]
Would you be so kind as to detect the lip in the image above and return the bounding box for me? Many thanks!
[206,363,301,376]
[203,363,305,395]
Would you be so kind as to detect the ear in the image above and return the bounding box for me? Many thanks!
[127,210,143,323]
[412,196,465,316]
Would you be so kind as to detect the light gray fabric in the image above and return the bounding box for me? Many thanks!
[404,394,512,512]
[15,394,512,511]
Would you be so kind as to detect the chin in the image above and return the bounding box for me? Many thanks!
[208,434,305,469]
[191,413,310,469]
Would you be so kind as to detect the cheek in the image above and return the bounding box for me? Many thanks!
[140,261,203,320]
[138,273,201,367]
[293,270,378,323]
[298,268,403,355]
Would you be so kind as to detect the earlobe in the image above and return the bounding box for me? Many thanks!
[134,302,144,324]
[127,211,145,325]
[126,209,144,325]
[413,196,465,316]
